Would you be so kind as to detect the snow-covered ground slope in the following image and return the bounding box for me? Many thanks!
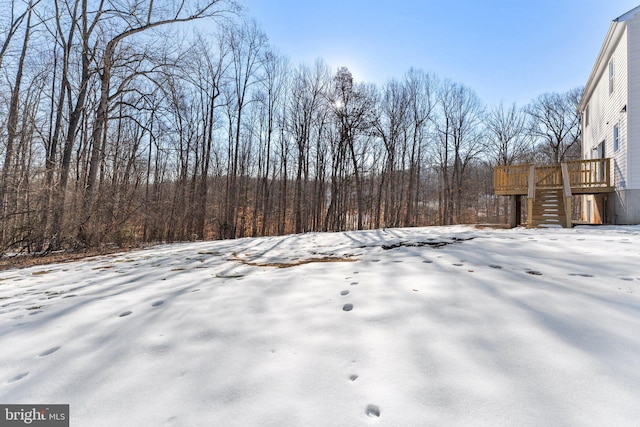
[1,225,640,426]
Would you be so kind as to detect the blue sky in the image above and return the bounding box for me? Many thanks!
[241,1,640,107]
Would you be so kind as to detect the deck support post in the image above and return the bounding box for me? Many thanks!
[527,165,536,226]
[561,163,573,228]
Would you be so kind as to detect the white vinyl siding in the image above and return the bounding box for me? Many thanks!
[582,27,628,188]
[579,7,640,223]
[627,11,640,188]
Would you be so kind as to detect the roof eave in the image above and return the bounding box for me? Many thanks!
[616,5,640,22]
[578,21,626,112]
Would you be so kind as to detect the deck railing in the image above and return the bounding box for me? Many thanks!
[563,159,611,189]
[494,164,530,194]
[494,158,612,195]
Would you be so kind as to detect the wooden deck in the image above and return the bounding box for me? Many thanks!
[494,159,614,196]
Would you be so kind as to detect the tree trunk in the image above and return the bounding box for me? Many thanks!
[0,1,33,247]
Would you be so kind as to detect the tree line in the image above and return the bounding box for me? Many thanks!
[0,0,582,254]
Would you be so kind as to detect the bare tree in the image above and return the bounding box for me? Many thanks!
[526,87,582,164]
[403,69,435,226]
[187,32,231,239]
[433,80,485,224]
[326,67,375,231]
[222,20,267,239]
[374,78,409,228]
[0,0,38,247]
[47,0,101,250]
[288,61,330,233]
[483,102,532,223]
[485,102,532,166]
[0,0,30,74]
[78,0,237,245]
[252,50,288,236]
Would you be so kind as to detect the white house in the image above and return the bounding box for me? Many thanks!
[578,5,640,224]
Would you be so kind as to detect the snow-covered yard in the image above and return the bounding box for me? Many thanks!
[1,225,640,426]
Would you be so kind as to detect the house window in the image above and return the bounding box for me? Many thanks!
[614,124,619,151]
[585,105,590,126]
[609,59,615,94]
[597,141,606,182]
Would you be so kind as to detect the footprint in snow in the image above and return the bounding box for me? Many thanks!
[349,374,358,381]
[7,372,28,383]
[119,311,132,317]
[350,282,359,286]
[489,265,503,269]
[526,270,542,276]
[453,263,463,267]
[38,346,61,357]
[340,290,350,296]
[365,404,381,418]
[422,260,433,264]
[151,300,164,307]
[343,303,354,311]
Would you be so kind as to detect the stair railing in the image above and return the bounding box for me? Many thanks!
[535,165,563,188]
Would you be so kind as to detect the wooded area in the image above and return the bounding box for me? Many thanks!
[0,0,583,254]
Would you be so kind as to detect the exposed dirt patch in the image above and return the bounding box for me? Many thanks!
[474,223,514,229]
[32,270,54,275]
[232,253,358,268]
[0,248,136,271]
[381,236,475,250]
[92,265,115,270]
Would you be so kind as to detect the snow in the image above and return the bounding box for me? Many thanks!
[1,225,640,426]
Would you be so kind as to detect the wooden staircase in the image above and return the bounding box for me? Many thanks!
[530,188,568,228]
[495,160,614,228]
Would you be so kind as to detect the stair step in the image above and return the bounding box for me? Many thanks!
[528,181,570,228]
